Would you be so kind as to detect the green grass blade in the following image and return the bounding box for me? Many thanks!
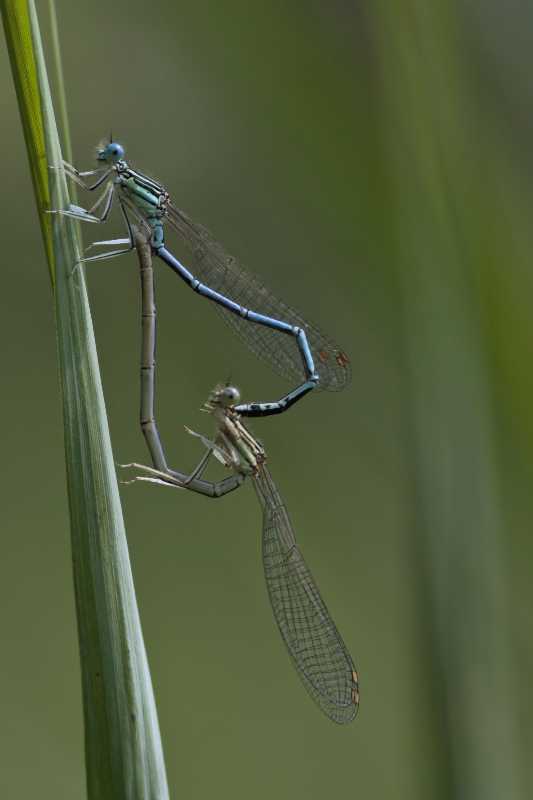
[1,2,170,798]
[1,0,53,278]
[47,0,73,165]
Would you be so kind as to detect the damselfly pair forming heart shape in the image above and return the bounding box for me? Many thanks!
[52,140,358,723]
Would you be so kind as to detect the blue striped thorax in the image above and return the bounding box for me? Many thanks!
[115,162,170,213]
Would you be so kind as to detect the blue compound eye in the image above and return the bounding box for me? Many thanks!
[97,141,125,162]
[108,142,125,160]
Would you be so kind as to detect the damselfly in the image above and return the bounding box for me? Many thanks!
[51,140,350,417]
[122,383,359,724]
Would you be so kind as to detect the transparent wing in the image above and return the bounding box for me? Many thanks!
[253,465,359,723]
[165,203,350,391]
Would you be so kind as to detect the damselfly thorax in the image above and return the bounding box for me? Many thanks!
[114,162,170,248]
[218,410,266,476]
[206,387,266,476]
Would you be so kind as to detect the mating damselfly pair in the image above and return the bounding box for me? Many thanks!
[52,140,358,723]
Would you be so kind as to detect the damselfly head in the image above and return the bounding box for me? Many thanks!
[206,383,241,410]
[96,139,125,163]
[220,385,241,406]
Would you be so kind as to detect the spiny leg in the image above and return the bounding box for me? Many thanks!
[184,426,233,467]
[86,238,132,250]
[48,182,115,225]
[120,447,213,487]
[49,166,97,191]
[119,462,185,488]
[86,184,115,217]
[120,447,215,488]
[80,199,138,262]
[124,476,181,488]
[180,448,213,485]
[47,184,129,274]
[60,162,113,191]
[74,197,136,268]
[119,455,245,497]
[78,241,135,265]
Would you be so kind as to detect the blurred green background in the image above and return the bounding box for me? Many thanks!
[1,1,532,797]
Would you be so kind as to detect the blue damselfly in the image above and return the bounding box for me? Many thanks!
[51,140,350,417]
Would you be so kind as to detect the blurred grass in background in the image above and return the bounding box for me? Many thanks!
[0,1,531,798]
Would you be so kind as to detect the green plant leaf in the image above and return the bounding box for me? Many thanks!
[1,2,169,798]
[1,0,53,278]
